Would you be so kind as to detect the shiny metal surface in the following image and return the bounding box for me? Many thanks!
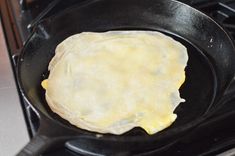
[0,19,29,156]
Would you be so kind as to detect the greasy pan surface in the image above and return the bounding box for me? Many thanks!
[17,0,235,154]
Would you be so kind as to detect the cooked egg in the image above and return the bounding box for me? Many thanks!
[41,79,48,89]
[43,31,188,135]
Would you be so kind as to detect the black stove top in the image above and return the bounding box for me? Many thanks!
[1,0,235,155]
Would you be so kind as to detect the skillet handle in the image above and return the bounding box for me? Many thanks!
[17,135,53,156]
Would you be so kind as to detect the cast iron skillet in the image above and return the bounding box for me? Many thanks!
[17,0,235,155]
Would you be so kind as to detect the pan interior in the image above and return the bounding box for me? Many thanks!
[19,25,217,139]
[28,29,216,136]
[166,32,216,127]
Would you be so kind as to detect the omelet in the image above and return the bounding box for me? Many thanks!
[42,31,188,135]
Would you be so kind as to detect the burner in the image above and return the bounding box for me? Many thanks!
[195,1,235,40]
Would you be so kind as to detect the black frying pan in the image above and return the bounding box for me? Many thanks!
[17,0,235,155]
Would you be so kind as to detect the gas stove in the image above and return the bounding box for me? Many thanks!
[1,0,235,155]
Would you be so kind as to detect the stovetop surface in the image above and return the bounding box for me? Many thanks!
[6,0,235,54]
[2,0,235,155]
